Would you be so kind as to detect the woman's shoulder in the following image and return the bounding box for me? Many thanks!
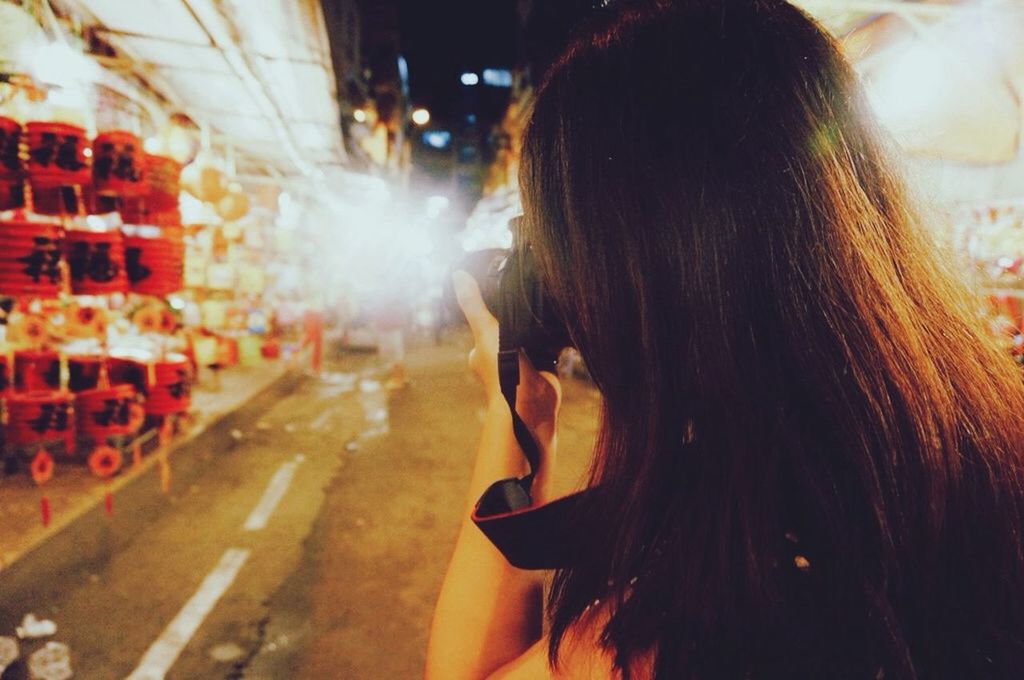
[489,604,654,680]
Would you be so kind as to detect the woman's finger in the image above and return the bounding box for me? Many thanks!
[452,270,497,341]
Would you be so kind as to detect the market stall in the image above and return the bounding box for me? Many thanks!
[0,0,348,529]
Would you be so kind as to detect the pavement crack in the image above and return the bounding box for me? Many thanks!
[225,611,270,680]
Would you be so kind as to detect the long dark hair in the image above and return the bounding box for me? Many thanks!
[519,1,1024,677]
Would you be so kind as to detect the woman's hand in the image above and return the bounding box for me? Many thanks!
[452,270,561,453]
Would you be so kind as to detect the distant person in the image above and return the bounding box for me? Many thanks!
[426,1,1024,678]
[301,306,324,375]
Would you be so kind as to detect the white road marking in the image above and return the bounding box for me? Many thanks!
[127,548,251,680]
[309,408,335,430]
[242,456,303,531]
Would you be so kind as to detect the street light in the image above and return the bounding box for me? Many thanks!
[353,108,367,123]
[460,72,480,86]
[412,107,431,126]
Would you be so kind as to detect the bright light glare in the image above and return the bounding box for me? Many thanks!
[865,40,948,138]
[411,108,431,126]
[426,195,450,218]
[460,72,479,86]
[482,69,512,87]
[353,109,367,123]
[422,130,451,149]
[29,41,98,88]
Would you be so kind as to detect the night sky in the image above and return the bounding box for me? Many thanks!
[396,0,520,124]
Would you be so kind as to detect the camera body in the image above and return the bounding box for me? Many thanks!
[472,247,571,372]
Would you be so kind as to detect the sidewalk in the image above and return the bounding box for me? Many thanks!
[0,361,292,571]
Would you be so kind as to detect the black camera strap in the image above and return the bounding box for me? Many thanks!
[470,332,591,570]
[497,347,542,489]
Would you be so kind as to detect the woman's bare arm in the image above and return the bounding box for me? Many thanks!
[425,272,559,679]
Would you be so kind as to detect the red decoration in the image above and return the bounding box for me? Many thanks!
[0,117,23,180]
[75,384,140,440]
[8,392,75,452]
[30,449,54,485]
[143,154,181,212]
[64,229,128,295]
[92,130,145,197]
[14,349,60,392]
[40,496,51,527]
[24,121,91,188]
[0,220,64,299]
[124,232,184,296]
[0,118,24,211]
[88,445,122,478]
[68,354,105,392]
[0,354,10,395]
[146,356,192,416]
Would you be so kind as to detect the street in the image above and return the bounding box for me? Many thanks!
[0,334,599,679]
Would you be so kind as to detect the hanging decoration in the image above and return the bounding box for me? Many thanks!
[216,182,249,223]
[92,130,145,197]
[64,228,128,295]
[0,220,64,299]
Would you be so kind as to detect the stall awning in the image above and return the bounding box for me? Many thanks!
[61,0,345,177]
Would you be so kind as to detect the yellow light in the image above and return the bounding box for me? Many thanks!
[411,108,431,126]
[353,108,367,123]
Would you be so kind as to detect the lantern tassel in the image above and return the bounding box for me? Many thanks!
[40,496,50,527]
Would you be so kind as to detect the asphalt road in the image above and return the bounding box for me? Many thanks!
[0,335,599,679]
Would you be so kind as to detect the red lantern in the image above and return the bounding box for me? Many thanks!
[0,117,23,180]
[0,118,24,211]
[0,220,63,298]
[14,349,60,392]
[75,384,141,440]
[64,229,128,295]
[8,391,75,453]
[145,355,192,416]
[24,122,91,188]
[67,354,106,392]
[124,232,184,296]
[92,130,145,197]
[143,154,181,212]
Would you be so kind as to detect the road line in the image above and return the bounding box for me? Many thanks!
[242,457,302,531]
[309,408,334,430]
[127,548,251,680]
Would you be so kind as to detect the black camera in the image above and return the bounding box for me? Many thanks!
[474,245,571,372]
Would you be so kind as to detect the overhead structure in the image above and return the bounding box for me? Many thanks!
[54,0,346,178]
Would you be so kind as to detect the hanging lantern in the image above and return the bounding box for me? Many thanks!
[8,391,75,453]
[14,349,60,392]
[0,118,22,174]
[68,354,105,392]
[143,154,181,212]
[92,130,145,197]
[124,229,184,297]
[145,354,192,416]
[64,229,128,295]
[24,121,91,189]
[180,152,226,203]
[0,220,63,299]
[216,182,249,222]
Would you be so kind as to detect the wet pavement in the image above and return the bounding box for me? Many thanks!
[0,333,599,679]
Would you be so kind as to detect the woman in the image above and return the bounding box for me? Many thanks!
[426,0,1024,677]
